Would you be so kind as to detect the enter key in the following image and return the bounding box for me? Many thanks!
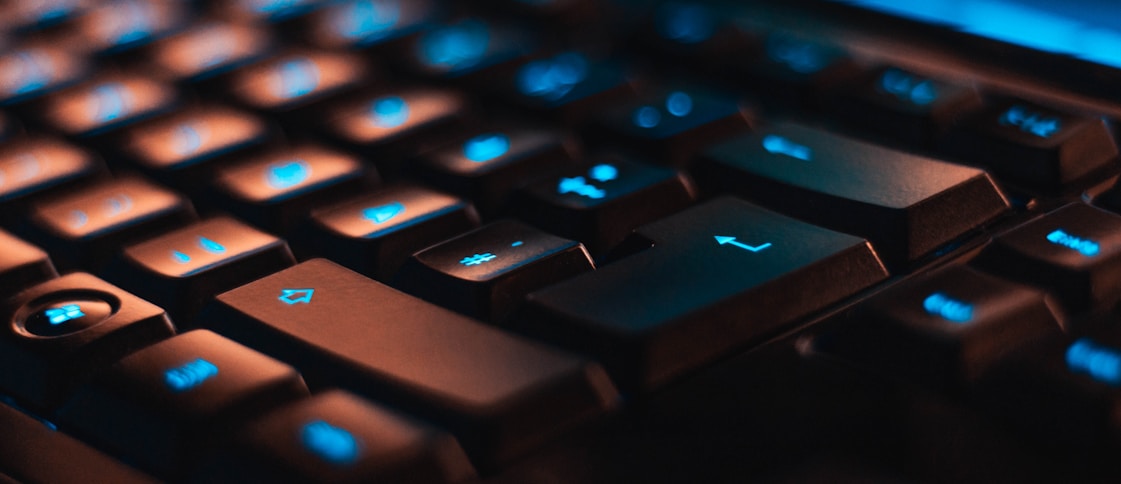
[519,197,889,393]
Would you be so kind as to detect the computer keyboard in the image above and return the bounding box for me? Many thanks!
[2,0,1121,482]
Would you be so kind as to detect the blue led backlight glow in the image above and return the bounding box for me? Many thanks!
[164,358,219,392]
[106,0,154,46]
[302,420,360,465]
[714,235,771,253]
[922,292,973,323]
[266,159,311,189]
[767,38,827,74]
[45,304,85,325]
[762,135,812,161]
[88,83,130,123]
[1066,338,1121,386]
[171,250,191,264]
[633,106,661,128]
[517,52,589,101]
[198,237,226,254]
[665,92,693,117]
[271,58,320,100]
[589,164,618,182]
[878,69,938,105]
[418,20,490,71]
[463,133,510,162]
[558,176,606,199]
[1046,229,1099,256]
[460,253,497,266]
[172,122,207,156]
[9,51,52,95]
[999,105,1061,138]
[369,96,409,128]
[657,3,715,44]
[278,288,315,305]
[331,0,401,42]
[362,201,405,223]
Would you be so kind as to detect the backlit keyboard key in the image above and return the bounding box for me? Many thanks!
[58,330,309,476]
[203,259,619,468]
[502,51,635,126]
[942,99,1120,193]
[404,18,535,83]
[0,0,93,32]
[297,184,479,280]
[973,203,1121,312]
[0,272,174,412]
[415,128,577,214]
[210,145,376,233]
[0,229,57,296]
[0,45,88,106]
[103,216,296,322]
[739,31,860,106]
[39,73,178,139]
[24,176,195,271]
[65,0,188,55]
[226,49,369,118]
[394,219,594,322]
[145,21,275,83]
[305,0,438,51]
[200,390,475,483]
[510,155,695,255]
[696,122,1010,267]
[0,137,106,215]
[520,197,888,392]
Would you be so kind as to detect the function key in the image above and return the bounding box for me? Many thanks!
[0,137,106,216]
[305,0,439,52]
[510,155,695,256]
[941,100,1120,193]
[24,176,196,271]
[297,184,480,281]
[225,49,370,122]
[973,203,1121,313]
[404,18,536,84]
[414,129,578,215]
[695,122,1010,267]
[58,330,309,476]
[0,45,89,106]
[210,145,376,233]
[119,105,273,191]
[502,51,635,126]
[144,21,275,84]
[199,390,475,483]
[64,0,190,56]
[589,87,751,167]
[827,66,983,146]
[103,217,296,322]
[37,73,178,139]
[0,229,57,298]
[0,272,174,412]
[395,219,595,322]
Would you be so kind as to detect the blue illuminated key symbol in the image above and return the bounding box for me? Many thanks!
[557,176,606,199]
[633,106,661,128]
[1000,105,1061,138]
[511,241,524,247]
[271,58,320,99]
[266,159,311,189]
[10,50,52,95]
[763,135,812,161]
[879,69,938,106]
[172,122,207,156]
[922,292,973,323]
[589,164,618,183]
[171,250,191,264]
[332,0,401,41]
[460,253,496,266]
[665,91,693,117]
[714,235,771,253]
[419,20,490,70]
[517,52,589,101]
[463,133,510,162]
[198,237,226,254]
[70,210,89,228]
[369,96,409,128]
[44,304,85,325]
[89,83,130,123]
[1066,338,1121,386]
[768,39,825,74]
[164,358,219,392]
[1046,229,1099,256]
[104,194,133,217]
[278,288,315,305]
[302,420,360,465]
[361,202,404,224]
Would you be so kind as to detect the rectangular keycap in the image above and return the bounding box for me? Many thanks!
[696,122,1009,267]
[520,197,889,393]
[202,259,619,468]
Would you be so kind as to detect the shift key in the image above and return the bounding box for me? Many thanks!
[201,259,619,469]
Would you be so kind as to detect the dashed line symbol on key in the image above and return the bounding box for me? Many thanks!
[460,253,497,266]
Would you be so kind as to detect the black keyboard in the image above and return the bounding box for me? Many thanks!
[3,0,1121,482]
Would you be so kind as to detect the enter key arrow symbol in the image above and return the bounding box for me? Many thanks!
[714,235,772,253]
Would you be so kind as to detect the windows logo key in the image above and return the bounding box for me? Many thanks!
[45,304,85,325]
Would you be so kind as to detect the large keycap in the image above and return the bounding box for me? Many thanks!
[197,390,476,484]
[0,272,174,412]
[520,197,888,393]
[695,122,1010,267]
[58,330,309,476]
[201,259,619,468]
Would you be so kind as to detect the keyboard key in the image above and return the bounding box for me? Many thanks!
[0,272,174,411]
[827,66,983,145]
[0,402,158,484]
[120,105,273,191]
[501,51,635,126]
[0,229,56,297]
[0,137,106,217]
[24,176,196,271]
[297,184,480,280]
[225,49,369,120]
[590,86,751,167]
[64,0,188,55]
[973,203,1121,312]
[415,128,578,215]
[0,45,89,106]
[305,0,438,52]
[394,220,595,322]
[145,21,275,83]
[199,390,476,483]
[509,155,695,255]
[103,217,296,322]
[404,18,535,83]
[695,122,1010,267]
[817,265,1063,390]
[203,259,619,468]
[941,99,1120,193]
[520,197,888,392]
[58,330,309,476]
[38,73,178,139]
[0,0,93,32]
[210,145,376,233]
[320,87,471,177]
[739,31,860,106]
[640,2,756,66]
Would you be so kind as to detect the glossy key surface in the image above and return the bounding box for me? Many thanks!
[520,197,888,393]
[203,259,619,467]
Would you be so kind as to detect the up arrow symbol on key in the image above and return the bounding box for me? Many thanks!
[278,288,315,305]
[714,235,772,253]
